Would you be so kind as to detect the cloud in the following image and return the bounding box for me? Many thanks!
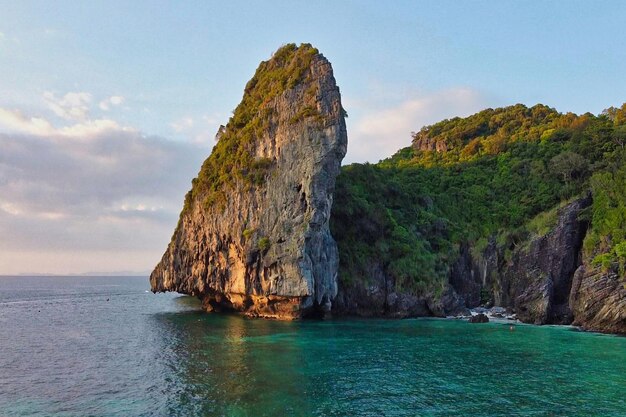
[344,88,492,163]
[43,91,92,121]
[99,95,125,111]
[0,107,207,274]
[169,113,228,145]
[0,108,55,135]
[0,107,134,138]
[170,116,194,132]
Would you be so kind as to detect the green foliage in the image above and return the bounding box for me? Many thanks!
[333,103,626,294]
[585,150,626,276]
[242,228,254,240]
[592,253,614,271]
[190,43,319,210]
[526,198,579,237]
[331,163,453,296]
[549,151,588,185]
[290,105,323,125]
[258,237,271,251]
[526,205,559,237]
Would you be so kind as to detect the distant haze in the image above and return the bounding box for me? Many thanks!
[1,1,625,274]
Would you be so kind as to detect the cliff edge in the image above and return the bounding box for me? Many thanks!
[151,44,347,319]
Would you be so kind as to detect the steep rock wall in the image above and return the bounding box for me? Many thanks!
[570,266,626,333]
[497,196,591,324]
[449,194,625,333]
[332,261,435,318]
[151,44,347,319]
[449,197,591,324]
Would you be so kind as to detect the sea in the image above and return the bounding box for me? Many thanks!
[0,276,624,417]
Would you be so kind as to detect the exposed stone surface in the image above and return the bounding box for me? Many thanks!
[411,132,449,153]
[332,261,433,317]
[446,194,625,334]
[468,313,489,323]
[448,196,591,324]
[449,242,484,308]
[151,44,347,319]
[500,195,591,324]
[570,265,626,334]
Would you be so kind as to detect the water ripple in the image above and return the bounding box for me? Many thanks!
[0,277,624,416]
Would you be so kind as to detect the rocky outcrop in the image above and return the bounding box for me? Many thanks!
[468,313,489,323]
[497,196,591,324]
[448,242,487,308]
[447,194,626,334]
[448,197,591,324]
[570,265,626,334]
[332,260,469,318]
[151,44,347,319]
[411,132,449,153]
[332,261,433,318]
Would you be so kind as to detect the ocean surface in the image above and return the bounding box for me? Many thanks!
[0,276,624,417]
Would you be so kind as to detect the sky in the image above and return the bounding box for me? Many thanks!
[1,1,625,275]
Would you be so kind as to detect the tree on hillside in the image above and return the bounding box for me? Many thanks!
[550,151,588,185]
[613,125,626,149]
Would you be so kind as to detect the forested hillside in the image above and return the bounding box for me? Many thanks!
[331,103,626,298]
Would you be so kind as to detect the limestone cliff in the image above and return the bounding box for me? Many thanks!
[333,193,624,334]
[448,197,591,323]
[448,195,625,334]
[570,265,626,334]
[496,196,590,325]
[151,44,347,319]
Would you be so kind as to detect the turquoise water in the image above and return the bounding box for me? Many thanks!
[0,276,624,416]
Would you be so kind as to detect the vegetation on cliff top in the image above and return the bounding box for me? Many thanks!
[188,43,320,210]
[586,157,626,275]
[331,103,626,295]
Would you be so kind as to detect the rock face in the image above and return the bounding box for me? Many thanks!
[570,266,626,334]
[151,44,347,319]
[468,313,489,323]
[332,261,433,318]
[497,195,591,325]
[447,194,625,334]
[411,131,449,153]
[448,197,591,325]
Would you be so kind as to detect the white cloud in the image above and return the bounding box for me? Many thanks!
[0,107,132,138]
[344,88,492,163]
[110,96,124,105]
[0,108,55,136]
[43,91,92,121]
[99,95,125,111]
[170,116,194,132]
[0,202,21,216]
[168,114,227,146]
[0,105,207,274]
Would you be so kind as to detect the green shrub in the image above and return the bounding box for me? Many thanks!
[527,210,556,237]
[592,253,614,271]
[584,151,626,274]
[258,237,270,251]
[189,43,319,210]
